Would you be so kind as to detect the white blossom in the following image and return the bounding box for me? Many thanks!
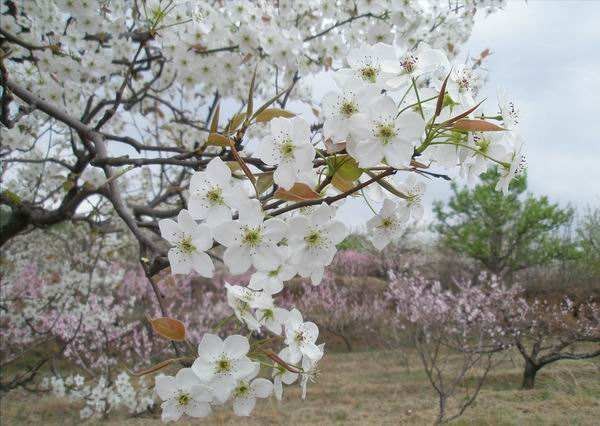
[334,42,398,90]
[284,308,323,361]
[321,86,378,143]
[286,204,348,285]
[213,200,287,275]
[350,95,425,168]
[386,43,450,90]
[158,210,214,277]
[225,283,272,331]
[188,157,248,226]
[191,334,258,403]
[256,117,316,190]
[496,134,527,195]
[396,175,426,221]
[272,347,301,401]
[299,344,325,400]
[155,369,212,422]
[366,198,410,250]
[231,366,273,416]
[248,247,296,295]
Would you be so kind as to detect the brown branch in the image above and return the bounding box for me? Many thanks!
[268,168,396,217]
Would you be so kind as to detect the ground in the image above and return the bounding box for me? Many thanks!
[1,349,599,425]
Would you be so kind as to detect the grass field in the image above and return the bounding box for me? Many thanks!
[1,349,599,425]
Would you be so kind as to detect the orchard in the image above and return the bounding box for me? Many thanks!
[1,1,597,424]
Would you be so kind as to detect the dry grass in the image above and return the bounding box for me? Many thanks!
[1,349,599,425]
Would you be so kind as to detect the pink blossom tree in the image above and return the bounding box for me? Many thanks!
[290,273,387,351]
[491,294,600,389]
[386,273,505,424]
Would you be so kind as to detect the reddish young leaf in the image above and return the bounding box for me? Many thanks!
[410,159,431,169]
[149,316,186,341]
[274,183,321,201]
[441,99,485,127]
[210,103,220,133]
[246,65,257,119]
[435,72,451,117]
[226,112,246,134]
[452,119,506,132]
[206,133,231,147]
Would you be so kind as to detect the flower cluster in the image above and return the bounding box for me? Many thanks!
[155,325,323,420]
[156,159,345,419]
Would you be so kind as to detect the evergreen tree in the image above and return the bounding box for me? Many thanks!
[433,168,576,279]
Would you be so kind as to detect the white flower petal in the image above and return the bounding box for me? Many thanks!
[224,245,252,275]
[191,358,214,382]
[250,378,273,398]
[159,219,183,245]
[155,375,177,401]
[210,376,236,403]
[274,164,296,190]
[213,221,242,247]
[302,342,323,360]
[190,223,213,251]
[168,248,192,275]
[263,218,287,243]
[184,400,212,418]
[197,334,224,360]
[224,335,250,359]
[206,157,232,185]
[233,397,256,416]
[205,204,232,226]
[252,245,280,271]
[161,399,184,422]
[187,195,210,220]
[191,251,214,278]
[175,368,201,390]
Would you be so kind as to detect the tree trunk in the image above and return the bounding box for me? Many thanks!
[436,394,447,424]
[340,333,352,352]
[521,359,538,389]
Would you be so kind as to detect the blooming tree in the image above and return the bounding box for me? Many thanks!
[0,225,230,418]
[490,293,600,389]
[0,0,526,421]
[386,273,505,424]
[386,272,600,413]
[290,272,387,352]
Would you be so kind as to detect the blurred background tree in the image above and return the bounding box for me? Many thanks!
[576,208,600,277]
[433,168,577,282]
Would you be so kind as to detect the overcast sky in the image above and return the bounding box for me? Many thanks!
[338,0,600,228]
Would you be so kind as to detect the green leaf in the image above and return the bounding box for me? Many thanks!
[331,174,355,193]
[255,172,274,194]
[330,155,362,181]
